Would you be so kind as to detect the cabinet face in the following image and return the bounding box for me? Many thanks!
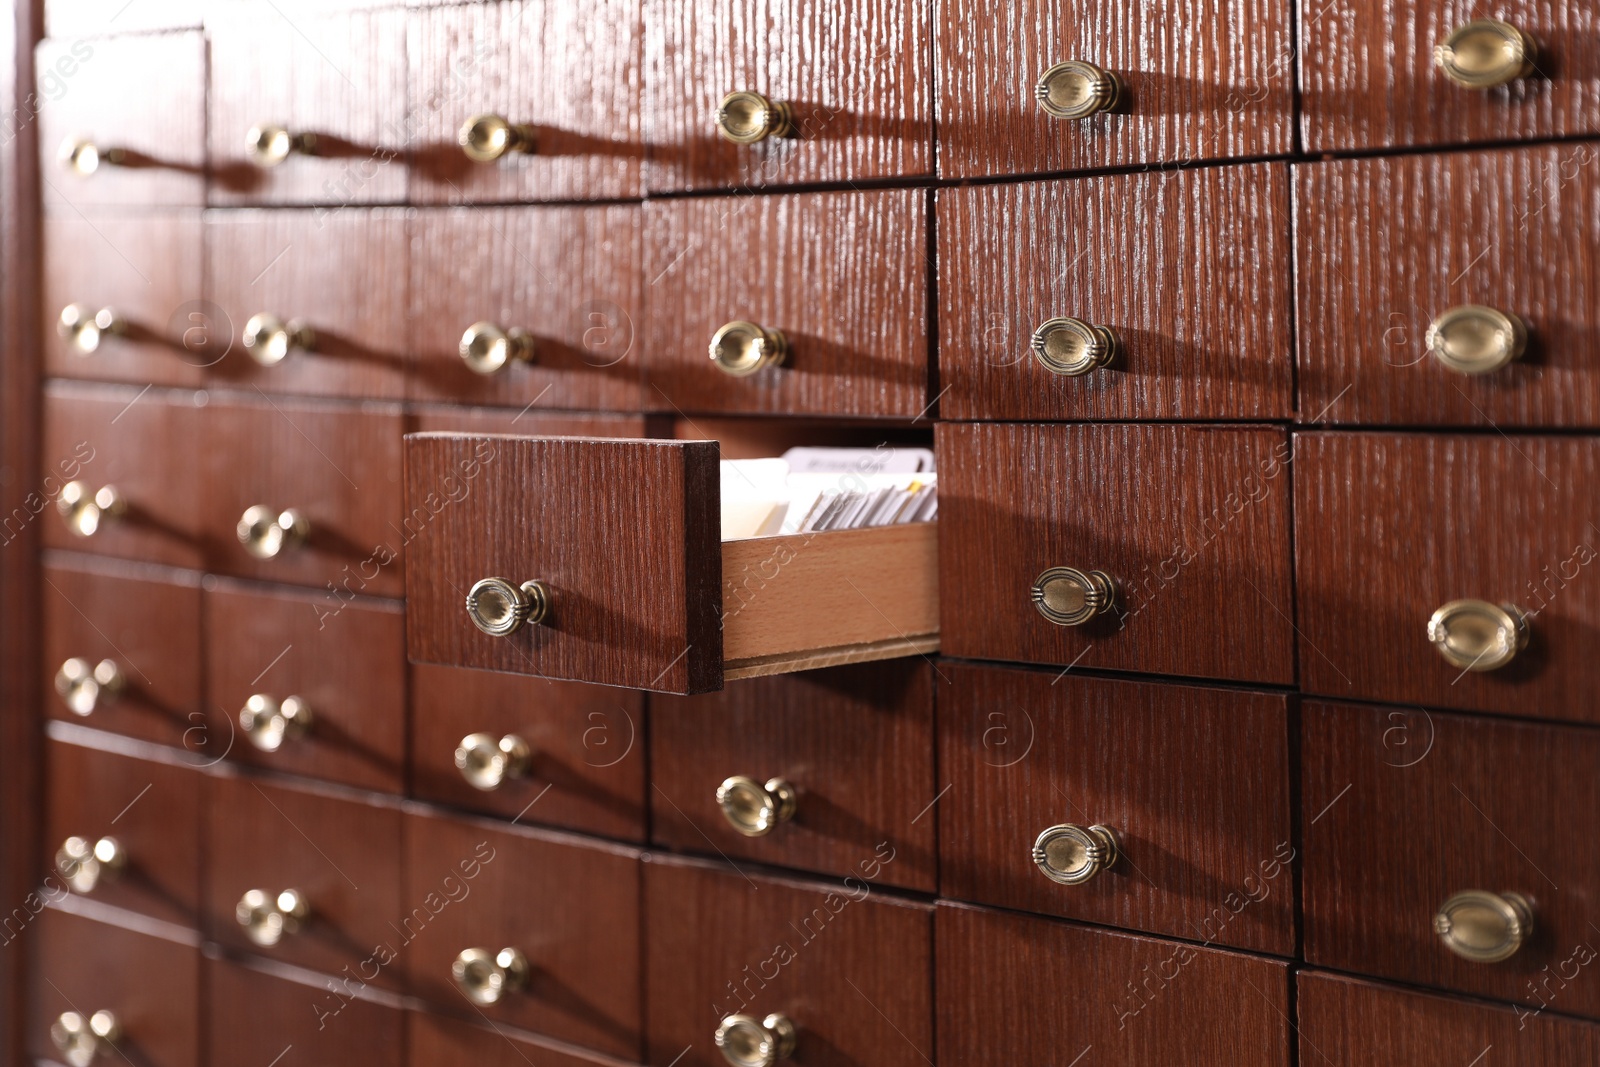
[208,961,402,1067]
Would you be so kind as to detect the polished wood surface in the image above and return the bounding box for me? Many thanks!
[209,960,403,1067]
[407,1011,633,1067]
[408,405,652,439]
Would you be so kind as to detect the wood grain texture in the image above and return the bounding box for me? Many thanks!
[407,1010,632,1067]
[208,960,402,1067]
[644,0,932,192]
[403,434,722,694]
[644,190,930,418]
[937,422,1297,684]
[1294,432,1600,718]
[1301,0,1600,152]
[409,405,651,438]
[1304,701,1600,1017]
[206,208,411,400]
[46,0,202,36]
[938,662,1294,954]
[401,811,642,1059]
[410,663,647,841]
[938,164,1294,420]
[937,0,1293,178]
[645,857,932,1067]
[650,661,937,891]
[1296,144,1600,427]
[407,206,645,412]
[936,902,1290,1066]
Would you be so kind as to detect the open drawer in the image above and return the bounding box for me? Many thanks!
[403,434,939,694]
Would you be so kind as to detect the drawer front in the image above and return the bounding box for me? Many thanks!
[938,422,1296,684]
[938,165,1293,420]
[408,1011,627,1067]
[206,209,410,400]
[937,903,1291,1065]
[33,908,200,1067]
[43,559,201,747]
[42,383,204,570]
[1302,2,1600,152]
[44,211,206,388]
[408,207,644,412]
[1297,145,1600,428]
[1294,432,1599,718]
[46,1,201,35]
[409,405,652,438]
[645,190,930,417]
[937,0,1293,178]
[938,663,1294,954]
[1305,701,1600,1017]
[201,396,404,595]
[208,8,408,205]
[651,661,936,892]
[38,33,205,208]
[409,1,643,204]
[204,581,404,792]
[646,860,932,1067]
[644,0,932,191]
[209,961,402,1067]
[401,812,641,1058]
[412,665,646,841]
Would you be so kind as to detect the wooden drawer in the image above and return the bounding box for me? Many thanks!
[644,190,930,418]
[938,663,1294,954]
[42,382,204,570]
[1298,145,1600,428]
[37,33,205,208]
[937,903,1291,1065]
[409,405,653,438]
[209,960,402,1067]
[208,7,407,205]
[938,422,1295,684]
[1305,701,1600,1018]
[43,557,200,747]
[1302,2,1600,153]
[937,0,1293,178]
[646,858,932,1067]
[206,209,410,400]
[409,1,643,204]
[201,395,404,596]
[44,211,206,388]
[407,207,644,413]
[411,664,646,841]
[46,0,201,35]
[204,580,404,792]
[408,1011,633,1067]
[651,661,936,892]
[401,810,641,1058]
[404,434,939,694]
[643,0,932,192]
[1294,432,1599,719]
[1299,970,1600,1064]
[938,165,1293,421]
[204,772,404,990]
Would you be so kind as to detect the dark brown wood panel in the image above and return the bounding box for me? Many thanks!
[938,422,1297,684]
[46,1,201,35]
[409,405,652,438]
[408,1011,628,1067]
[208,960,402,1067]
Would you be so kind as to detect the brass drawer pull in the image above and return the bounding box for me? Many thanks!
[59,139,127,176]
[460,113,538,162]
[1425,305,1527,375]
[51,1010,121,1067]
[246,123,318,167]
[1428,599,1528,672]
[466,577,550,636]
[58,304,125,354]
[716,775,797,837]
[240,694,313,752]
[237,505,310,560]
[243,313,316,366]
[1031,567,1116,626]
[455,732,532,791]
[716,1012,796,1067]
[1435,889,1534,962]
[1036,61,1123,119]
[1033,823,1119,885]
[55,657,124,716]
[710,321,787,377]
[56,835,125,895]
[57,482,125,538]
[715,91,795,144]
[236,887,310,947]
[460,321,536,375]
[453,946,528,1005]
[1032,317,1118,376]
[1435,20,1537,89]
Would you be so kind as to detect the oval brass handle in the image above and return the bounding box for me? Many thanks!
[455,733,532,791]
[1428,599,1529,672]
[240,694,313,752]
[715,1013,797,1067]
[59,139,127,176]
[236,888,309,947]
[237,505,310,560]
[56,836,125,895]
[50,1010,121,1067]
[56,482,126,538]
[1425,305,1528,375]
[243,313,316,366]
[452,946,529,1005]
[459,113,538,162]
[1435,889,1534,962]
[465,577,550,636]
[710,321,788,377]
[1435,20,1537,89]
[1032,567,1117,626]
[1036,61,1123,119]
[1033,823,1120,885]
[716,776,797,837]
[58,304,126,355]
[715,91,795,144]
[246,123,318,167]
[1032,317,1118,376]
[55,657,125,716]
[459,321,536,375]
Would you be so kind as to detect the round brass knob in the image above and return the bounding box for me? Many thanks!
[50,1010,121,1067]
[459,321,536,375]
[56,836,125,895]
[246,123,318,167]
[1031,317,1118,376]
[59,139,126,176]
[1435,889,1534,962]
[1036,61,1123,119]
[242,313,316,366]
[455,732,532,791]
[715,1013,797,1067]
[1428,599,1528,672]
[56,482,126,538]
[715,91,795,144]
[237,505,310,560]
[1425,305,1528,375]
[710,321,788,377]
[452,946,529,1005]
[459,113,537,162]
[240,694,313,752]
[54,657,124,716]
[236,888,309,947]
[716,776,797,837]
[1033,823,1120,885]
[1031,567,1117,626]
[465,577,550,637]
[58,304,125,355]
[1435,20,1537,89]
